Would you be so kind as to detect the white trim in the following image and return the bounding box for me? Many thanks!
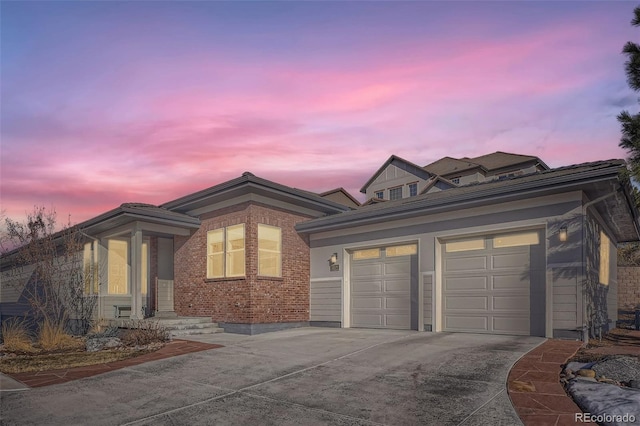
[310,277,344,283]
[422,270,435,331]
[434,240,443,332]
[342,248,351,328]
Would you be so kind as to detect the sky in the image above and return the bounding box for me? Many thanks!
[1,1,637,226]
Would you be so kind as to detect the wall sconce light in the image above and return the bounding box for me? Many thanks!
[328,253,338,265]
[559,226,568,242]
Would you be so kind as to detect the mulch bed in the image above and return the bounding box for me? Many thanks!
[5,339,222,388]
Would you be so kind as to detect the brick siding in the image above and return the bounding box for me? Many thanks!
[618,266,640,310]
[173,202,312,324]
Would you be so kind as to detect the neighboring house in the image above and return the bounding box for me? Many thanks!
[1,154,638,341]
[362,151,549,201]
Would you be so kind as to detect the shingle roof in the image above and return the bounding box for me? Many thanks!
[466,151,546,170]
[423,157,480,176]
[423,151,547,177]
[297,159,632,234]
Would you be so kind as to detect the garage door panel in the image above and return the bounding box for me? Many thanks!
[352,314,383,327]
[493,295,529,311]
[352,263,383,276]
[444,276,488,291]
[492,253,529,269]
[445,256,487,272]
[352,297,382,309]
[492,274,529,290]
[385,315,411,328]
[384,261,410,275]
[385,297,410,309]
[493,317,529,335]
[385,279,410,292]
[445,315,489,331]
[351,280,382,293]
[445,296,488,310]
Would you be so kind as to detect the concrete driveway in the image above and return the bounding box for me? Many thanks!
[0,328,543,425]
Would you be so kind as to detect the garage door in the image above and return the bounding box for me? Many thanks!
[442,231,543,335]
[350,245,416,329]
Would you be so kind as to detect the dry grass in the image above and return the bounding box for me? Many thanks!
[37,319,82,352]
[1,318,35,354]
[0,349,154,374]
[120,320,170,346]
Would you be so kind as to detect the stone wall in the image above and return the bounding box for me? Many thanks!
[618,266,640,310]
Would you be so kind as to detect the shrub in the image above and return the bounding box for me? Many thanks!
[1,317,34,353]
[87,325,120,339]
[121,320,170,347]
[37,319,79,352]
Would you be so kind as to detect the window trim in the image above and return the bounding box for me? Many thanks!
[408,182,418,197]
[374,190,384,199]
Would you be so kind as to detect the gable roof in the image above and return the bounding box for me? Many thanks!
[297,160,639,243]
[419,175,458,194]
[162,172,350,216]
[424,151,548,177]
[319,188,361,208]
[360,155,433,193]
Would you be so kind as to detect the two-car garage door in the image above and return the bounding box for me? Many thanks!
[349,230,544,336]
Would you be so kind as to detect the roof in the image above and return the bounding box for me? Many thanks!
[297,159,639,243]
[162,172,350,215]
[360,155,433,193]
[424,151,548,177]
[319,188,361,207]
[419,175,458,194]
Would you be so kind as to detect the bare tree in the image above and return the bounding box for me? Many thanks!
[2,207,98,335]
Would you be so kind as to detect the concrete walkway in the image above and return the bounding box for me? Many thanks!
[1,328,543,425]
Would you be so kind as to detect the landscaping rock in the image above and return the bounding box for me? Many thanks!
[592,356,640,384]
[577,369,596,378]
[566,380,640,425]
[86,337,122,352]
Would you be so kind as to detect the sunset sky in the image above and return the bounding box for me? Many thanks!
[1,1,637,226]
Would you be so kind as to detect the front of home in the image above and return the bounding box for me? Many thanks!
[1,152,638,340]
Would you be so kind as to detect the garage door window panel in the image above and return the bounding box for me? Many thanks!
[445,238,485,253]
[493,232,539,248]
[353,248,381,260]
[386,244,417,257]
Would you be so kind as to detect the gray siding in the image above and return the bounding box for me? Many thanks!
[423,274,433,327]
[310,279,342,322]
[552,267,578,330]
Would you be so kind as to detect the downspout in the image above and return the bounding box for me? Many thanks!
[581,188,620,343]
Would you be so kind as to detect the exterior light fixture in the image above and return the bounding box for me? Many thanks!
[559,226,568,242]
[328,253,339,271]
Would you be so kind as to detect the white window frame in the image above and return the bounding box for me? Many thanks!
[408,182,418,197]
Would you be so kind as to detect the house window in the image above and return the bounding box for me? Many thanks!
[451,177,460,184]
[375,191,384,199]
[83,242,98,294]
[599,231,610,286]
[408,183,418,197]
[389,187,402,200]
[258,224,282,277]
[207,224,245,278]
[108,239,128,294]
[141,241,149,296]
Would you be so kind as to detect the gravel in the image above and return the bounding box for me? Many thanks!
[592,356,640,383]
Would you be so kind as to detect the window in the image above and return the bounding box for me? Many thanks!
[408,183,418,197]
[375,191,384,199]
[451,177,460,184]
[207,224,245,278]
[108,239,128,294]
[258,224,281,277]
[599,231,610,286]
[83,242,98,294]
[389,187,402,200]
[493,232,539,248]
[141,241,149,296]
[353,248,380,260]
[386,244,417,257]
[445,238,485,253]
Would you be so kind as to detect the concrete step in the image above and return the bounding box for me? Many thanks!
[170,327,224,337]
[162,322,221,331]
[152,317,213,326]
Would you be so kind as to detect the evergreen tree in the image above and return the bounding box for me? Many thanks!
[618,7,640,181]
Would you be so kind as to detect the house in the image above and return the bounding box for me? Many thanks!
[1,153,638,340]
